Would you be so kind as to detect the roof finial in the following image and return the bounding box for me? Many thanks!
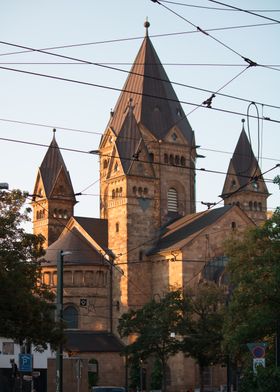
[241,118,245,131]
[144,18,150,36]
[52,128,56,140]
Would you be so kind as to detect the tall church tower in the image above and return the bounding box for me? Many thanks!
[32,129,76,248]
[221,120,269,224]
[99,23,196,314]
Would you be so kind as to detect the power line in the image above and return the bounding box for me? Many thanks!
[151,0,280,73]
[0,64,280,124]
[208,0,280,24]
[160,1,280,13]
[0,21,277,58]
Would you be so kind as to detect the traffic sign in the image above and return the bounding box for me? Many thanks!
[19,354,33,372]
[247,342,267,358]
[253,358,265,373]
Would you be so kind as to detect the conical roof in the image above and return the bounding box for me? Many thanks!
[106,30,194,145]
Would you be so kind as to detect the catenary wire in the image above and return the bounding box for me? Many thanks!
[208,0,280,24]
[160,1,280,13]
[0,65,280,124]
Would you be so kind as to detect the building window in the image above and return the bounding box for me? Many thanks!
[63,306,78,329]
[143,187,148,195]
[103,159,108,169]
[63,210,68,219]
[249,201,253,211]
[167,188,178,212]
[258,202,262,211]
[112,189,115,199]
[114,163,118,172]
[180,156,186,166]
[149,152,154,163]
[58,209,63,218]
[164,153,168,164]
[133,186,137,194]
[231,221,236,230]
[169,155,174,165]
[139,250,143,261]
[254,201,258,210]
[138,187,143,196]
[175,155,180,165]
[116,222,119,233]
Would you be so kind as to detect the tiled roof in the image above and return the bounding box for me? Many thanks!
[74,216,108,250]
[43,218,107,265]
[64,330,124,352]
[104,33,194,145]
[149,206,232,254]
[39,133,75,198]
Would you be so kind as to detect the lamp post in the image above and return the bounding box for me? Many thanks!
[56,250,72,392]
[0,182,9,189]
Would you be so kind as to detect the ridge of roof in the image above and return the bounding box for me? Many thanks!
[149,206,232,254]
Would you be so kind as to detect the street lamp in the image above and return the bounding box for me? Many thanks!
[0,182,9,190]
[56,250,72,392]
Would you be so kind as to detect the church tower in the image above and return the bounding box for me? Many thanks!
[32,129,76,248]
[99,22,196,313]
[221,119,269,224]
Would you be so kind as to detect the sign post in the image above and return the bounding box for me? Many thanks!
[247,343,267,374]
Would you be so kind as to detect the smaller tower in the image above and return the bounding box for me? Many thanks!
[32,129,76,247]
[221,119,269,224]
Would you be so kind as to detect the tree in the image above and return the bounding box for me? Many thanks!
[118,290,184,392]
[0,189,62,349]
[180,282,226,392]
[223,208,280,358]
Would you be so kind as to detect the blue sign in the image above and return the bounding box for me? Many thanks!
[19,354,33,372]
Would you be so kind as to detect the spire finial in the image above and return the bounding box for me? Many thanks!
[52,128,56,140]
[241,118,245,131]
[144,18,150,36]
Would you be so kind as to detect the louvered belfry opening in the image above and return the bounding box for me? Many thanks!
[167,188,178,212]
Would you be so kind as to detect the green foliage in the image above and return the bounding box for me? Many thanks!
[118,290,184,391]
[150,357,163,390]
[0,189,63,349]
[239,367,280,392]
[223,209,280,359]
[181,282,226,369]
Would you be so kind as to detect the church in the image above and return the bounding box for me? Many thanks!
[31,22,269,391]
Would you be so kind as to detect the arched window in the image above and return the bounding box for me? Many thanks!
[138,187,143,196]
[167,188,178,212]
[103,159,108,169]
[164,153,168,164]
[112,189,115,199]
[149,152,154,163]
[58,209,63,218]
[132,186,137,194]
[249,201,253,211]
[63,210,68,219]
[63,306,78,329]
[175,155,180,165]
[180,156,186,166]
[169,154,174,165]
[53,208,58,218]
[258,202,262,211]
[254,201,258,211]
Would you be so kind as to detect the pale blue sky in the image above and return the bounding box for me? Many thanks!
[0,0,279,229]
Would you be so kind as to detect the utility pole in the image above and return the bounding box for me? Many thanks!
[56,250,71,392]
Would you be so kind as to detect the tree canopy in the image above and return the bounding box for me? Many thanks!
[223,208,280,360]
[0,189,62,349]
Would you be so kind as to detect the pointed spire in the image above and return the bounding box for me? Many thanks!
[104,26,194,145]
[39,130,76,198]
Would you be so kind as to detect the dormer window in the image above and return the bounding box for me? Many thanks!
[172,132,178,141]
[114,163,118,172]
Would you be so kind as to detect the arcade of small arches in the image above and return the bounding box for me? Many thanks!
[102,153,187,171]
[42,269,108,288]
[230,200,263,211]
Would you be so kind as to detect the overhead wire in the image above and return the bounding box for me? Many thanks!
[160,1,280,13]
[208,0,280,24]
[151,0,280,73]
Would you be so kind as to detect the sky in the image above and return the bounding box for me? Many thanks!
[0,0,279,231]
